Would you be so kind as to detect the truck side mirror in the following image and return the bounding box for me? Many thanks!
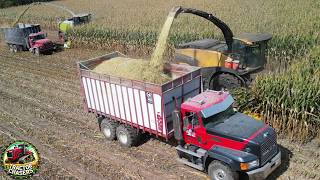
[183,116,188,131]
[172,110,183,142]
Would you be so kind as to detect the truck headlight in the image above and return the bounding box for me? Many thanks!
[240,159,259,170]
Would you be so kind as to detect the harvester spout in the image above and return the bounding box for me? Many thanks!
[173,7,234,51]
[11,2,76,27]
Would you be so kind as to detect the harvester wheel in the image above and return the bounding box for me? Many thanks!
[116,125,139,147]
[100,118,118,141]
[208,161,238,180]
[209,73,245,91]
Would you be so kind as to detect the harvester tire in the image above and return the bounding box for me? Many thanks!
[209,72,245,91]
[116,125,139,147]
[100,118,118,141]
[208,161,238,180]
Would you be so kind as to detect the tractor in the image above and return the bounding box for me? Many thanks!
[173,7,272,90]
[5,144,34,164]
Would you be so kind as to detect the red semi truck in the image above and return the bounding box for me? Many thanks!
[3,23,55,55]
[78,52,281,180]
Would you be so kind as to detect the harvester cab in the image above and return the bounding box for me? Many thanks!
[59,13,92,34]
[172,7,272,90]
[58,13,91,48]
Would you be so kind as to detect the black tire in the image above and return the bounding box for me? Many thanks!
[34,48,40,56]
[208,161,239,180]
[17,45,23,52]
[8,44,13,52]
[210,73,245,91]
[116,125,139,147]
[12,45,18,53]
[100,118,118,141]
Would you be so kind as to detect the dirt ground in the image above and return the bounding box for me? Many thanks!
[0,44,319,180]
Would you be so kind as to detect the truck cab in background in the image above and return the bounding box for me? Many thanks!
[28,32,55,55]
[4,23,55,55]
[173,90,281,180]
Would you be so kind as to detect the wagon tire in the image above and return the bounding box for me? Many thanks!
[208,161,238,180]
[116,125,139,147]
[100,118,118,141]
[12,45,18,53]
[17,45,23,52]
[9,44,14,52]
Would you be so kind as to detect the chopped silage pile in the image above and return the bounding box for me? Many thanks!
[92,8,179,84]
[92,57,171,84]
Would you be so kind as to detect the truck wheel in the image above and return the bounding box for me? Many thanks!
[116,125,139,147]
[12,45,18,53]
[208,161,238,180]
[34,48,40,56]
[100,118,118,140]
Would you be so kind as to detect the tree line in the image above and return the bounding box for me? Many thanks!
[0,0,55,8]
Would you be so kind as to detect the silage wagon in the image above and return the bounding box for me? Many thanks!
[77,52,281,180]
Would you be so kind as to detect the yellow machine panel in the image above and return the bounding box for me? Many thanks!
[176,48,228,67]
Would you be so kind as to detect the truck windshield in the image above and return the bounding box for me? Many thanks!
[7,151,13,158]
[31,34,45,40]
[202,105,236,128]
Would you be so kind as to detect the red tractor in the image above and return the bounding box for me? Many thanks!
[6,144,34,164]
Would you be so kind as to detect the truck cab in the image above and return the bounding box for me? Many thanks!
[28,32,55,54]
[173,90,281,180]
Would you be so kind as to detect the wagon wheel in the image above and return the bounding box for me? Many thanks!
[9,44,14,52]
[17,45,23,52]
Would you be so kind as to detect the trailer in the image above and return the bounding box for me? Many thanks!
[3,23,55,55]
[78,52,281,180]
[78,52,202,140]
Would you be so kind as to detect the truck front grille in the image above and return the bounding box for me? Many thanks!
[260,132,278,165]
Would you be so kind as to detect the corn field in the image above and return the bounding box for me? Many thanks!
[0,0,319,141]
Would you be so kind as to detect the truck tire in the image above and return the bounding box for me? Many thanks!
[100,118,118,140]
[208,161,238,180]
[116,125,139,147]
[12,45,18,53]
[34,48,40,56]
